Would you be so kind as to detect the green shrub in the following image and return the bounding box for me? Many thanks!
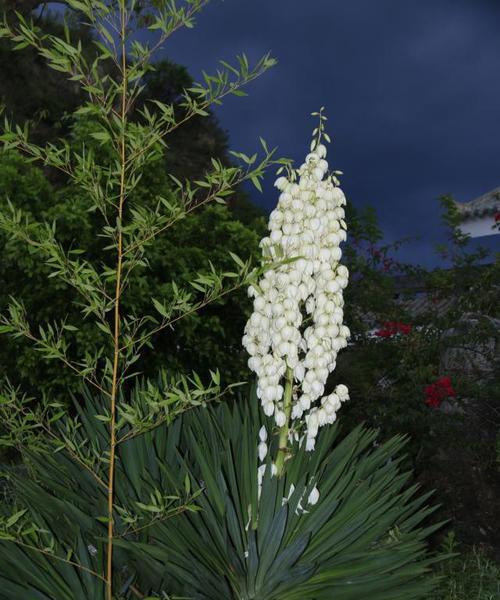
[431,534,500,600]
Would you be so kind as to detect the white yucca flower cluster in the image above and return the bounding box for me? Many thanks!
[243,119,350,453]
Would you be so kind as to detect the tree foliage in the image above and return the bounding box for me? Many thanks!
[0,8,267,396]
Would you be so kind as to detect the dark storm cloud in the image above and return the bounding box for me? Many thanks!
[153,0,500,266]
[50,0,500,265]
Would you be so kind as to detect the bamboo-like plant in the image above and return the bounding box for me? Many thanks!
[0,2,287,598]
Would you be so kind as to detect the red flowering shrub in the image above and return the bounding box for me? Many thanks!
[494,212,500,231]
[375,321,413,337]
[424,376,456,408]
[367,246,402,273]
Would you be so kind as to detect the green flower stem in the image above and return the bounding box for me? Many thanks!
[275,366,294,476]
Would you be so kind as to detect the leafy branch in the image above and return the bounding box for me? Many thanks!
[0,300,108,396]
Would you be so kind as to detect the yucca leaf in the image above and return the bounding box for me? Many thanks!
[0,386,440,599]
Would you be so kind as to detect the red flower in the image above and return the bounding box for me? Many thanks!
[425,394,441,408]
[495,212,500,223]
[375,321,412,337]
[382,258,394,272]
[398,323,412,335]
[436,376,455,396]
[375,329,392,337]
[424,376,456,408]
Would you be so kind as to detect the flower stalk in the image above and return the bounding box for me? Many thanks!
[275,366,293,476]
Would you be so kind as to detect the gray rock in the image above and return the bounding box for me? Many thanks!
[439,399,465,415]
[440,313,500,377]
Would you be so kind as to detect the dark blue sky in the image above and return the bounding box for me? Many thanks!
[53,0,500,267]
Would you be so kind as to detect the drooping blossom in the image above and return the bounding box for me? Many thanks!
[307,485,320,506]
[243,122,350,451]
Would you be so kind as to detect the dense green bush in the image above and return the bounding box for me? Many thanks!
[0,144,264,396]
[336,196,499,468]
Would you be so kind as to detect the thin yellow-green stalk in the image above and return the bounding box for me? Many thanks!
[106,3,128,598]
[275,367,294,476]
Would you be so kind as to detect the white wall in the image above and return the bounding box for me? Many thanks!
[458,215,499,238]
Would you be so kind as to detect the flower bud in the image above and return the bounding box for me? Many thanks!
[275,410,287,427]
[274,176,288,190]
